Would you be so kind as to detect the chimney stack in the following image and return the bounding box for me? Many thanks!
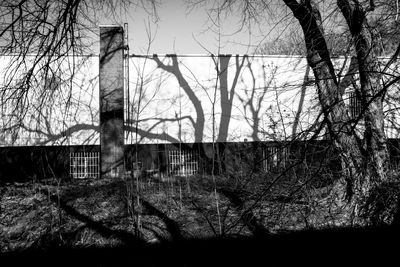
[99,26,124,178]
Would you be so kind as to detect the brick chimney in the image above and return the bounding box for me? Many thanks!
[99,26,124,178]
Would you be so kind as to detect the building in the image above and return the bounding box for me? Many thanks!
[1,25,400,182]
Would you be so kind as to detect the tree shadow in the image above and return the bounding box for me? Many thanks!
[43,189,143,246]
[140,198,184,241]
[218,188,269,237]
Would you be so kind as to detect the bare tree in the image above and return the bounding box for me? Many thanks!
[0,0,158,141]
[195,0,400,225]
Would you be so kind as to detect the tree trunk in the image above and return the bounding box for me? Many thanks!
[337,0,389,182]
[284,0,392,225]
[338,0,392,224]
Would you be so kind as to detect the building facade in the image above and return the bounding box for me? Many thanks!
[1,26,400,181]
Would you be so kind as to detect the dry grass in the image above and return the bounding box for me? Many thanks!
[1,174,340,252]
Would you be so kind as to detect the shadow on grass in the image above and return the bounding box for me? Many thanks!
[219,188,270,237]
[4,179,400,266]
[35,187,184,245]
[43,190,144,246]
[140,198,184,241]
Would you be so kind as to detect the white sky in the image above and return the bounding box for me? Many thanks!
[101,0,288,55]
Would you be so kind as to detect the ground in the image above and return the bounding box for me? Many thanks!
[0,173,319,250]
[1,174,398,266]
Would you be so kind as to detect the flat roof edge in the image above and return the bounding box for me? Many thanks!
[99,24,123,27]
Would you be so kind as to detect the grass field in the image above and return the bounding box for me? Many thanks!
[1,172,344,252]
[2,174,399,266]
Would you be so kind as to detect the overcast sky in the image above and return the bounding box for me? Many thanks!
[107,0,286,55]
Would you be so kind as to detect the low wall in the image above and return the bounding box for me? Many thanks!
[0,145,98,183]
[2,139,399,184]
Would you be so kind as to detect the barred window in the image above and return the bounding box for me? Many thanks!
[70,152,99,179]
[168,149,199,177]
[262,145,289,171]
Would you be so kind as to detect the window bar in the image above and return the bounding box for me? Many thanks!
[70,152,100,179]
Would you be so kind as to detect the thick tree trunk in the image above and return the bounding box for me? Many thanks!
[337,0,393,224]
[283,0,392,225]
[338,0,389,184]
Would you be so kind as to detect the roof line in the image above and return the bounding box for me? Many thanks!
[0,53,395,60]
[129,54,307,58]
[0,53,99,57]
[127,54,394,59]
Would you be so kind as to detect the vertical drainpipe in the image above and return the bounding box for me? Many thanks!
[99,25,124,178]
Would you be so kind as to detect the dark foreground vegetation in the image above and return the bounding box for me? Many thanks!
[2,226,398,266]
[1,174,399,266]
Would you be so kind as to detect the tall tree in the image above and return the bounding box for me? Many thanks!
[199,0,400,225]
